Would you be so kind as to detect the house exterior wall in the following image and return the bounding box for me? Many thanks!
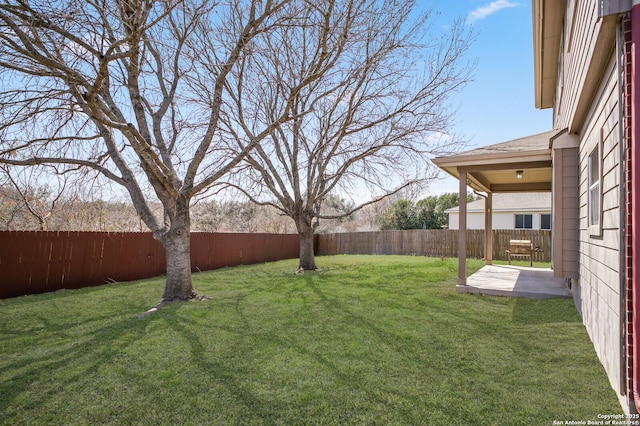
[447,211,550,230]
[567,41,624,396]
[554,0,600,131]
[551,141,579,279]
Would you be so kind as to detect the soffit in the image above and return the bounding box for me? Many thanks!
[533,0,566,109]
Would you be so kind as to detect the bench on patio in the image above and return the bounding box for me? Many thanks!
[506,239,533,267]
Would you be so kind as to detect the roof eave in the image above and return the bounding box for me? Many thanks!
[432,148,552,169]
[533,0,566,110]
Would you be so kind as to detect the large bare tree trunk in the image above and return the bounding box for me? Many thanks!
[160,205,195,301]
[161,230,195,301]
[297,220,317,271]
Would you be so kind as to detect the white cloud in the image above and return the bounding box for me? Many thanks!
[466,0,519,25]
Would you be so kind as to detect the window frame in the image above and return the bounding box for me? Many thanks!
[588,131,603,237]
[540,213,552,230]
[514,214,533,230]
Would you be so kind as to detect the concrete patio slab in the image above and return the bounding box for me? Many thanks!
[457,264,572,299]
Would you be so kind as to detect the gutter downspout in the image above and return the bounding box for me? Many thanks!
[620,12,632,409]
[631,1,640,411]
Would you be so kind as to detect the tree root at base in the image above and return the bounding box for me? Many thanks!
[294,267,319,275]
[137,291,210,319]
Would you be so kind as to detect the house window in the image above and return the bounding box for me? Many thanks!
[515,214,533,229]
[588,135,602,236]
[541,214,552,230]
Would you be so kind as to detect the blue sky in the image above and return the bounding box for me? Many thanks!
[425,0,553,194]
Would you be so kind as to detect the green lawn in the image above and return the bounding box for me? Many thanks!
[0,255,621,425]
[492,259,552,269]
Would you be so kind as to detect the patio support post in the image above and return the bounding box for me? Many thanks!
[485,192,493,265]
[458,171,468,286]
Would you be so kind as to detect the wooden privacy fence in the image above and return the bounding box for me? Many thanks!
[316,229,552,263]
[0,231,300,299]
[2,229,551,299]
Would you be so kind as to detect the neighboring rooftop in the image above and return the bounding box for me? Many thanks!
[445,192,551,213]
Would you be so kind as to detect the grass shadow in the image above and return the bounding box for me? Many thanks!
[0,313,148,424]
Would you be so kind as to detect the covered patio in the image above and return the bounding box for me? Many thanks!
[432,129,575,299]
[465,264,571,299]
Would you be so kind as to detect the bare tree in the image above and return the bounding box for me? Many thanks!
[221,0,474,270]
[0,164,70,230]
[59,189,149,232]
[0,0,297,304]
